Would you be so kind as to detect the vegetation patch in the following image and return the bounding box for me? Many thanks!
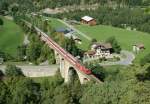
[0,17,24,57]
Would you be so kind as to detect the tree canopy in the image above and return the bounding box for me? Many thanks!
[106,36,121,54]
[0,18,4,26]
[5,64,24,77]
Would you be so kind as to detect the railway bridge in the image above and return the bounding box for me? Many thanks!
[23,20,100,84]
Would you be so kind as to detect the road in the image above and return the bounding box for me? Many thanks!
[84,50,135,66]
[58,19,92,40]
[0,65,59,77]
[100,50,135,66]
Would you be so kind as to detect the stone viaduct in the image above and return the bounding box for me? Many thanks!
[23,20,100,84]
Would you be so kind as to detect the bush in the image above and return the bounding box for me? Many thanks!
[0,50,14,61]
[140,53,150,66]
[106,36,121,54]
[87,64,106,81]
[5,64,24,77]
[136,66,150,81]
[0,70,4,77]
[0,18,4,26]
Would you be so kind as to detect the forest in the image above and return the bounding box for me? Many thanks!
[1,60,150,104]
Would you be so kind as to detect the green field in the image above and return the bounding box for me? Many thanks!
[42,16,67,29]
[0,17,24,56]
[75,24,150,62]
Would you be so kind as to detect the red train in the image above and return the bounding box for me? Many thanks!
[76,63,92,75]
[37,28,92,75]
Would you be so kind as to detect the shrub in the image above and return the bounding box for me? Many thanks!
[140,53,150,66]
[5,64,24,77]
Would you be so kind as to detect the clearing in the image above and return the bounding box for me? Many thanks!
[0,16,24,56]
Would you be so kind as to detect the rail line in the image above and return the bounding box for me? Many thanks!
[23,20,101,82]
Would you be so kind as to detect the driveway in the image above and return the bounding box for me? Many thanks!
[0,65,59,77]
[84,50,135,66]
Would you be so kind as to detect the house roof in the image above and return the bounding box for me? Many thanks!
[134,43,145,48]
[81,16,94,22]
[84,50,95,56]
[92,42,112,49]
[43,8,62,14]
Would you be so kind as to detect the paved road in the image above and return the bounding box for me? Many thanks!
[0,65,59,77]
[58,19,92,40]
[100,50,135,66]
[84,50,135,66]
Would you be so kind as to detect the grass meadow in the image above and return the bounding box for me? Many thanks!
[0,16,24,56]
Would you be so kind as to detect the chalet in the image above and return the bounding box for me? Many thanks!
[84,42,113,59]
[133,43,145,52]
[81,16,96,26]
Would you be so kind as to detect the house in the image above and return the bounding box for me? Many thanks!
[65,32,82,44]
[74,38,82,44]
[42,8,63,15]
[84,42,113,59]
[55,28,81,44]
[133,43,145,52]
[81,16,96,26]
[55,27,72,34]
[84,50,96,58]
[31,12,38,16]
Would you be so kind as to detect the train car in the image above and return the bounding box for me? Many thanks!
[76,63,92,75]
[81,66,92,75]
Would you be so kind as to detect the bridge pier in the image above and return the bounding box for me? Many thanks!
[54,51,60,64]
[41,38,93,84]
[59,58,90,84]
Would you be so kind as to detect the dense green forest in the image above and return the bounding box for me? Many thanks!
[1,62,150,104]
[0,0,149,12]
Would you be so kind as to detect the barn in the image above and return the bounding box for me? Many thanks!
[81,16,96,26]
